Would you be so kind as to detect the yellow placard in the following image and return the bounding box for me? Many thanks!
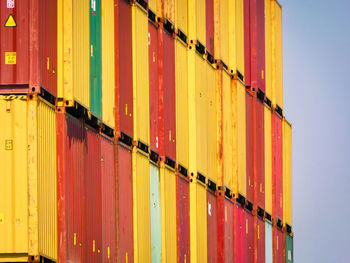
[5,52,16,64]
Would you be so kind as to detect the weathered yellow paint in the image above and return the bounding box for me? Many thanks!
[237,81,246,196]
[132,6,150,144]
[0,96,28,257]
[235,0,245,76]
[264,105,272,215]
[175,40,189,168]
[196,183,208,263]
[264,0,272,99]
[148,0,157,15]
[223,72,234,190]
[164,0,175,22]
[231,79,238,195]
[132,150,151,263]
[283,119,292,226]
[228,0,236,71]
[57,0,64,103]
[101,0,115,128]
[219,0,229,64]
[195,0,206,45]
[176,0,188,35]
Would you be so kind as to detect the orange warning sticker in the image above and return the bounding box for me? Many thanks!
[5,14,16,27]
[5,52,16,64]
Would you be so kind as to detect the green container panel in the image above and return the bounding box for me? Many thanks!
[286,234,293,263]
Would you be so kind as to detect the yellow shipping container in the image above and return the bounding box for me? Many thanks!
[237,80,246,196]
[176,0,188,35]
[175,40,189,168]
[264,105,272,215]
[101,0,116,128]
[132,5,150,144]
[164,0,175,22]
[0,95,56,263]
[132,150,151,263]
[58,0,90,108]
[283,119,292,226]
[265,0,272,99]
[228,0,236,71]
[235,0,245,77]
[219,0,229,64]
[195,0,206,45]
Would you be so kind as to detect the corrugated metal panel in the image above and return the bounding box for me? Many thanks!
[264,0,271,99]
[234,205,245,263]
[163,168,177,263]
[245,91,254,201]
[283,119,292,226]
[0,1,29,85]
[38,99,57,261]
[0,96,28,257]
[85,127,102,263]
[132,6,150,144]
[177,176,190,263]
[228,0,236,71]
[101,0,115,128]
[285,234,293,263]
[264,105,272,215]
[196,183,207,263]
[265,221,272,263]
[164,0,175,22]
[101,136,116,263]
[224,199,234,263]
[175,40,189,168]
[245,211,254,263]
[149,22,159,152]
[65,114,85,263]
[274,113,283,220]
[39,0,58,96]
[118,0,133,137]
[196,0,206,45]
[236,0,245,77]
[257,0,266,93]
[275,228,284,263]
[256,99,265,209]
[206,0,214,54]
[237,81,246,196]
[150,164,162,262]
[243,0,251,86]
[223,72,234,190]
[176,0,188,35]
[133,151,151,263]
[219,0,228,63]
[117,144,134,263]
[207,63,217,182]
[207,191,217,263]
[195,55,208,176]
[164,33,176,160]
[148,0,157,15]
[257,218,265,263]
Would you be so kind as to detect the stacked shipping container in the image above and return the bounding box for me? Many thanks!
[0,0,292,263]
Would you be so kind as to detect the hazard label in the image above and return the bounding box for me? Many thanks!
[7,0,15,8]
[5,14,16,27]
[5,52,16,64]
[5,140,13,150]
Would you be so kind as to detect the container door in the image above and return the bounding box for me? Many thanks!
[235,205,245,263]
[207,191,217,262]
[245,211,254,263]
[224,199,234,263]
[265,221,272,263]
[276,229,284,263]
[150,164,161,263]
[286,234,293,263]
[257,218,265,263]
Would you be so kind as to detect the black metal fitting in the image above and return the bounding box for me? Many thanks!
[178,164,188,177]
[236,70,244,82]
[177,29,187,44]
[195,40,205,55]
[150,150,159,163]
[39,87,56,106]
[137,140,149,154]
[196,172,206,184]
[165,157,176,169]
[257,88,265,102]
[119,132,133,147]
[207,179,216,192]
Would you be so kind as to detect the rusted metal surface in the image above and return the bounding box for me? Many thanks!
[207,190,217,262]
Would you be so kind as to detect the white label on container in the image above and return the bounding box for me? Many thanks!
[208,202,212,216]
[288,250,292,260]
[91,0,96,11]
[7,0,15,8]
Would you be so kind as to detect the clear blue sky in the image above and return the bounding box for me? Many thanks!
[279,0,350,262]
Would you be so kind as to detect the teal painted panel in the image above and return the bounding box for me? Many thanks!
[149,163,162,263]
[90,0,102,118]
[286,234,293,263]
[265,221,273,263]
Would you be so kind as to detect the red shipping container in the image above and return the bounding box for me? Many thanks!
[224,198,234,263]
[274,227,284,263]
[39,0,57,96]
[118,0,133,137]
[256,0,265,93]
[85,126,102,263]
[163,32,176,160]
[149,21,159,152]
[246,91,255,202]
[234,205,245,263]
[257,218,265,263]
[177,176,190,263]
[273,113,283,220]
[249,0,258,91]
[101,136,117,263]
[245,210,255,263]
[244,0,251,86]
[256,99,265,210]
[206,0,214,54]
[207,190,218,262]
[117,144,134,263]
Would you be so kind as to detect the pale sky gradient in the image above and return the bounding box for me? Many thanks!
[279,0,350,262]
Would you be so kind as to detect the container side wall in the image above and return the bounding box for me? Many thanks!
[196,0,207,45]
[149,23,159,151]
[176,0,188,35]
[264,105,272,215]
[275,229,284,263]
[118,1,133,137]
[265,221,272,263]
[236,0,245,76]
[274,2,283,107]
[206,0,214,54]
[163,33,176,160]
[73,0,90,108]
[38,100,57,261]
[237,81,246,196]
[207,191,217,263]
[196,184,208,263]
[0,97,28,254]
[286,234,293,263]
[257,0,265,93]
[235,205,245,263]
[257,218,265,263]
[274,114,283,220]
[164,0,175,22]
[150,164,162,263]
[101,0,116,127]
[175,41,189,168]
[245,92,254,201]
[219,0,228,62]
[264,0,271,98]
[283,120,292,226]
[177,177,190,263]
[85,128,102,263]
[243,0,251,86]
[245,211,254,263]
[117,145,134,263]
[224,199,234,263]
[256,99,265,209]
[0,1,29,85]
[101,137,116,263]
